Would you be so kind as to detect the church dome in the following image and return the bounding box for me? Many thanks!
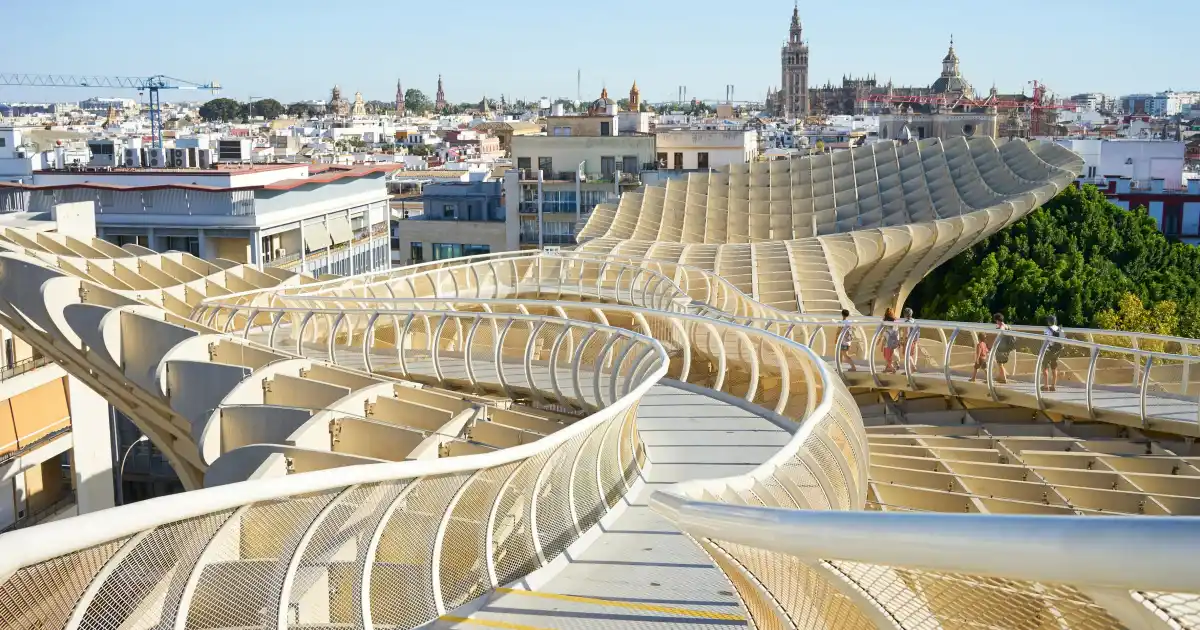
[588,87,616,114]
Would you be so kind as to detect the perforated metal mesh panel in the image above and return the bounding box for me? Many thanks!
[183,491,338,630]
[0,539,128,630]
[570,422,609,533]
[829,560,1125,630]
[597,406,630,509]
[534,434,586,561]
[284,482,407,629]
[1136,591,1200,628]
[78,511,233,630]
[491,453,549,585]
[438,464,514,610]
[369,473,469,626]
[711,539,876,630]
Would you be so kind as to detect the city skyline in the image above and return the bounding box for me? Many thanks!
[2,0,1196,106]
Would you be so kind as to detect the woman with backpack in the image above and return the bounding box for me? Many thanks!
[1042,314,1063,392]
[881,308,901,373]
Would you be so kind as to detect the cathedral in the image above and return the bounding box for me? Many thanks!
[770,5,980,120]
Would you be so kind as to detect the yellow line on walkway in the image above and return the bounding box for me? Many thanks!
[494,587,746,621]
[438,615,554,630]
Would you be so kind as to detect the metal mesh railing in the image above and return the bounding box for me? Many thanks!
[653,496,1200,629]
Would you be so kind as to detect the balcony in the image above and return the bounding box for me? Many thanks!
[0,356,52,382]
[268,223,390,272]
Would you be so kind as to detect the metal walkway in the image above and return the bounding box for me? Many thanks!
[440,384,789,629]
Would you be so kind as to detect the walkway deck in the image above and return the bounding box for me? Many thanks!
[439,384,789,629]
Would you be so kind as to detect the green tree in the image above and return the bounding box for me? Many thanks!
[286,102,314,118]
[408,144,432,157]
[404,89,431,114]
[251,98,284,119]
[906,185,1200,336]
[198,98,244,122]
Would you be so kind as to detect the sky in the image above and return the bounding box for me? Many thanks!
[3,0,1196,106]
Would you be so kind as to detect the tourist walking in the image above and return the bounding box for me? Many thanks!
[881,308,900,373]
[838,309,857,372]
[1042,314,1063,392]
[970,313,1011,384]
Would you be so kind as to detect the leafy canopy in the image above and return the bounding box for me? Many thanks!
[906,184,1200,339]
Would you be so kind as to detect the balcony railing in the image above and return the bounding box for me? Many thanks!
[0,489,75,534]
[267,223,390,271]
[0,356,52,382]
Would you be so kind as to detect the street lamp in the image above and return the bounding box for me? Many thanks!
[116,434,149,506]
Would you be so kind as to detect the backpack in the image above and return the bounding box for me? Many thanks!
[884,327,900,349]
[997,331,1016,353]
[1046,327,1064,357]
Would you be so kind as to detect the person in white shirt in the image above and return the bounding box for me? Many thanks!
[838,309,857,372]
[1042,314,1064,392]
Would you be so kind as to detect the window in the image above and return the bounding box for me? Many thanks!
[538,157,553,175]
[622,155,638,174]
[656,152,668,169]
[462,244,490,256]
[697,152,710,169]
[961,124,975,137]
[164,236,200,257]
[601,156,616,177]
[0,138,6,148]
[552,127,572,136]
[410,242,424,264]
[1163,207,1183,235]
[442,203,456,219]
[517,157,531,170]
[432,243,464,260]
[673,153,684,171]
[600,121,611,136]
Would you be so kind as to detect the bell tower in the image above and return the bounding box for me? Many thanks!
[780,2,809,118]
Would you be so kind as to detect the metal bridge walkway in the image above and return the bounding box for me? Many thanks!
[438,384,788,629]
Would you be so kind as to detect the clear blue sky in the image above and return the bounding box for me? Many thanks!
[3,0,1194,105]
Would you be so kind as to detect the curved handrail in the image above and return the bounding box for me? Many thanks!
[649,498,1200,629]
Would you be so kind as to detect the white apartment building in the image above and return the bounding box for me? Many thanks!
[0,203,113,531]
[1055,138,1186,184]
[0,163,394,277]
[654,129,759,171]
[507,116,655,248]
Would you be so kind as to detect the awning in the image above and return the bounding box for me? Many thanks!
[303,223,331,252]
[327,215,354,245]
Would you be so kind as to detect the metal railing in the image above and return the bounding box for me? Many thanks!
[0,294,667,630]
[206,249,1200,432]
[0,355,52,381]
[650,497,1200,629]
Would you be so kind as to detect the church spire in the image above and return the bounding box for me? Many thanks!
[789,1,802,43]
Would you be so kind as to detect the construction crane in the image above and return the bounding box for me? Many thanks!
[0,73,221,152]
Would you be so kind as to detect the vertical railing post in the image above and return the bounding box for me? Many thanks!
[1140,355,1154,429]
[1085,346,1100,420]
[944,327,960,397]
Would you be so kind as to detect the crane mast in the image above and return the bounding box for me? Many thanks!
[0,73,221,152]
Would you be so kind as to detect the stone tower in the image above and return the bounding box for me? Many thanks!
[396,79,405,116]
[435,75,447,112]
[780,3,809,119]
[629,80,641,112]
